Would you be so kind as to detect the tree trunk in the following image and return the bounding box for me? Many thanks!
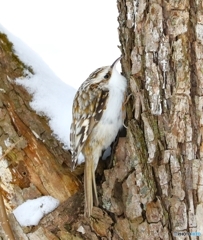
[115,0,202,239]
[0,32,81,239]
[1,0,203,239]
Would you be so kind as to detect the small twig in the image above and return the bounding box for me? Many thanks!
[0,138,22,161]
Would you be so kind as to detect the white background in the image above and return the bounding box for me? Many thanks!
[0,0,120,88]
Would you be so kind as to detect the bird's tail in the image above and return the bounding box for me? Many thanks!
[84,157,98,217]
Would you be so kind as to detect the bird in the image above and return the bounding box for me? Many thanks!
[70,57,127,217]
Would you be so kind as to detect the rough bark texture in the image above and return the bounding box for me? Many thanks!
[0,33,81,239]
[1,0,203,239]
[115,0,203,239]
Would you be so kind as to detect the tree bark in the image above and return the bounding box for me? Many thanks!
[0,32,81,239]
[1,0,203,239]
[115,0,202,239]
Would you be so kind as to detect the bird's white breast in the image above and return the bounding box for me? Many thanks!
[91,68,127,150]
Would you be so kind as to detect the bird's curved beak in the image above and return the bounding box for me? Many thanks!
[111,56,122,68]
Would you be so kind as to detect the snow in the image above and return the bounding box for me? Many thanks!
[0,25,83,226]
[13,196,59,227]
[0,1,120,89]
[0,24,76,149]
[0,21,115,227]
[77,225,86,234]
[4,137,12,147]
[0,159,13,190]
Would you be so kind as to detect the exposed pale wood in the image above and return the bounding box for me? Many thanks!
[0,193,15,240]
[0,32,81,238]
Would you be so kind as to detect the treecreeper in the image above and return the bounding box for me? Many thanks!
[70,57,127,217]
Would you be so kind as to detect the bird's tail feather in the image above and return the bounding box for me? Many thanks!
[92,168,98,207]
[84,157,98,217]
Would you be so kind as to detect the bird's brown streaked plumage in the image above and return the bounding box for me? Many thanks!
[70,57,127,217]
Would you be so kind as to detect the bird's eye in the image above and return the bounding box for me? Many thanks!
[104,73,110,79]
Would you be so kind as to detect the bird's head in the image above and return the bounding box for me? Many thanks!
[85,57,122,86]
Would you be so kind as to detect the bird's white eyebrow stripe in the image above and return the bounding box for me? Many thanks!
[88,67,103,79]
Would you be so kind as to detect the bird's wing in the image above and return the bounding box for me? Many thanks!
[70,86,109,169]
